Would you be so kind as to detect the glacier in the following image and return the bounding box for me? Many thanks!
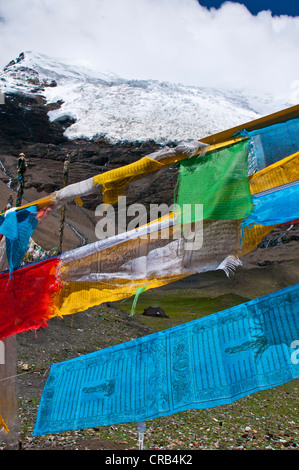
[0,51,294,144]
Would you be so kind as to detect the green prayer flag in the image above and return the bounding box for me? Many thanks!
[175,140,253,223]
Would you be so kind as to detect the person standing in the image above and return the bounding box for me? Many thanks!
[16,152,27,207]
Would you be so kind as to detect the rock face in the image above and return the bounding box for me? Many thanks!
[0,52,172,212]
[0,53,180,222]
[0,93,69,145]
[0,72,176,251]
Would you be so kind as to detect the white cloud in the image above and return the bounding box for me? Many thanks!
[0,0,298,99]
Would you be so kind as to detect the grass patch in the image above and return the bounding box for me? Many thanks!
[114,289,250,331]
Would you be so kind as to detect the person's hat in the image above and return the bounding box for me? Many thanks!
[19,152,25,157]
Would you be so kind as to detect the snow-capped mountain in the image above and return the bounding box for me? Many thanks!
[0,51,293,144]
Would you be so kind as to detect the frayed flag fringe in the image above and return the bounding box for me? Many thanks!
[217,255,242,277]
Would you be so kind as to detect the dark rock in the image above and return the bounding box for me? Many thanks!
[0,92,67,145]
[4,52,25,71]
[52,114,76,129]
[142,307,169,318]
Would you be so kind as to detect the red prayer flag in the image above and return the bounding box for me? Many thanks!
[0,257,62,340]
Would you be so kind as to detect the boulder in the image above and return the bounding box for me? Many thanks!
[142,306,168,318]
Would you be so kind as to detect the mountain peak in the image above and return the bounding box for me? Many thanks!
[0,51,292,144]
[4,51,26,69]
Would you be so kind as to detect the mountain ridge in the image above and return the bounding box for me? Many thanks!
[1,51,293,145]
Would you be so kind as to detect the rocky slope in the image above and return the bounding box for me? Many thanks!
[0,84,165,250]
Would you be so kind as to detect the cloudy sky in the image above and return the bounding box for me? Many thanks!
[0,0,298,100]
